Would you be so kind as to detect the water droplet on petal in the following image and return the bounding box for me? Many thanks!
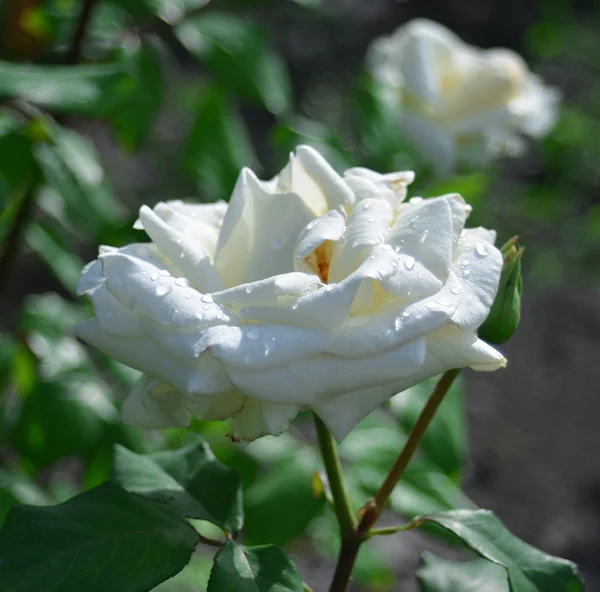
[475,243,488,258]
[438,296,451,307]
[156,284,170,296]
[420,229,429,244]
[175,278,188,287]
[381,244,392,251]
[450,286,460,295]
[150,273,159,281]
[363,201,372,211]
[244,285,253,294]
[247,328,261,340]
[185,292,192,299]
[390,259,399,268]
[159,269,170,277]
[367,217,375,223]
[325,285,334,292]
[404,256,416,271]
[394,317,402,331]
[201,294,213,303]
[462,269,471,278]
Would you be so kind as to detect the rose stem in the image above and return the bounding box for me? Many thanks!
[357,368,461,534]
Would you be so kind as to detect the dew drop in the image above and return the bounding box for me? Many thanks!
[394,317,402,331]
[201,294,213,303]
[175,278,189,287]
[462,269,471,278]
[475,243,488,258]
[438,296,451,307]
[159,269,170,277]
[381,244,392,251]
[404,256,416,271]
[363,201,372,210]
[185,292,193,299]
[292,302,299,310]
[156,284,170,296]
[150,273,159,281]
[420,229,429,244]
[367,217,375,223]
[450,286,460,295]
[244,285,253,294]
[325,285,334,292]
[390,259,399,268]
[203,304,212,310]
[247,328,261,340]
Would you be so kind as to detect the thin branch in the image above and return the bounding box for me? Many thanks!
[196,532,226,548]
[358,369,461,534]
[0,183,37,299]
[66,0,99,64]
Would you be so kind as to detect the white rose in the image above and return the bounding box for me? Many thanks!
[76,146,506,443]
[368,19,560,172]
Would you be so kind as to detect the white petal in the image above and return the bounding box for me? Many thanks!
[400,114,457,174]
[213,168,316,287]
[388,197,454,280]
[229,398,301,442]
[225,337,426,405]
[138,205,223,293]
[186,390,245,421]
[450,234,502,331]
[99,250,232,329]
[122,375,190,429]
[77,259,141,337]
[277,145,354,213]
[328,198,394,283]
[197,323,331,370]
[134,200,227,260]
[212,273,321,309]
[315,325,505,441]
[75,319,206,395]
[293,209,346,279]
[344,168,415,209]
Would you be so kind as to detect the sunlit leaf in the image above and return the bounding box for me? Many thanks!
[177,12,291,114]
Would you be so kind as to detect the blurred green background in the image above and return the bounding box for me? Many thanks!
[0,0,599,590]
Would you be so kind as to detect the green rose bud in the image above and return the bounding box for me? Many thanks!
[479,237,524,345]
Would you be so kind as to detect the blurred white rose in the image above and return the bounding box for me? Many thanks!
[369,19,560,172]
[76,146,506,443]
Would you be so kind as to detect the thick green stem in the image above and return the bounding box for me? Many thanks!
[313,413,356,538]
[358,369,461,534]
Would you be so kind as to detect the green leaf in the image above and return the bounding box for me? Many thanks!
[415,510,584,591]
[0,481,199,592]
[417,552,509,592]
[107,38,164,150]
[208,542,304,592]
[24,223,84,292]
[243,448,324,545]
[177,12,291,114]
[10,378,118,467]
[0,61,128,114]
[183,83,259,201]
[114,437,243,534]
